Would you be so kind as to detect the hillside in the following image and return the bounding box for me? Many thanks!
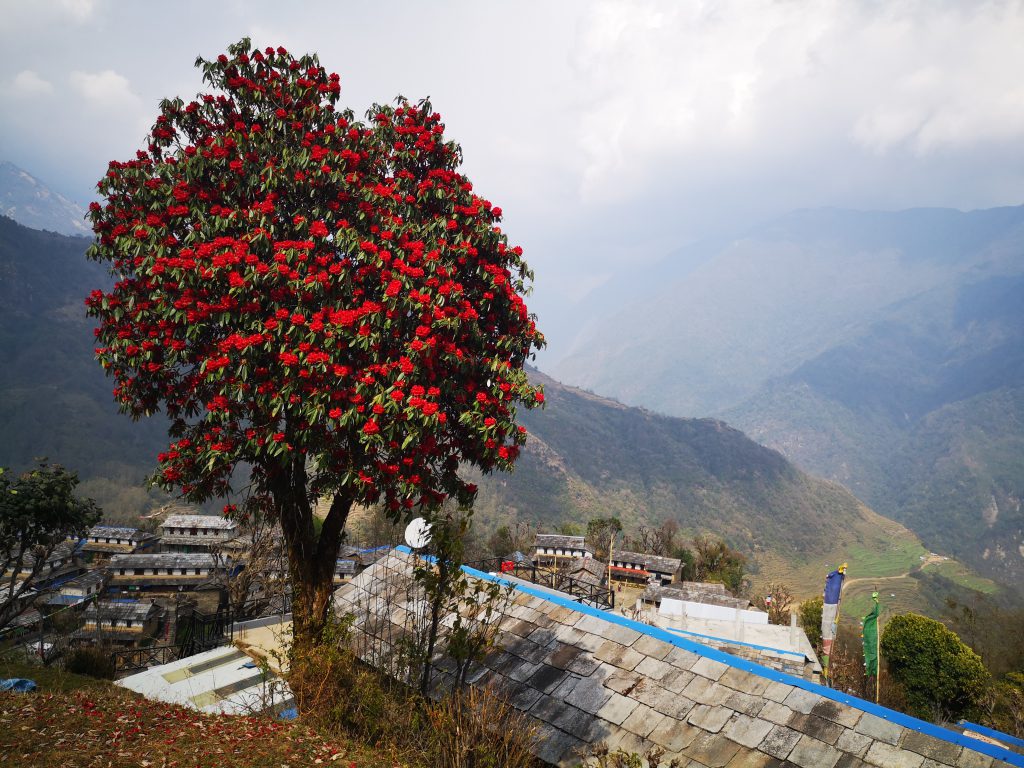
[547,205,1024,596]
[471,369,930,593]
[0,215,171,517]
[724,273,1024,588]
[0,213,941,598]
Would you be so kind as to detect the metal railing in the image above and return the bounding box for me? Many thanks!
[110,643,181,676]
[464,557,615,610]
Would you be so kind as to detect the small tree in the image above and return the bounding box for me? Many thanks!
[627,520,681,557]
[587,517,622,561]
[763,582,793,625]
[881,613,989,722]
[85,39,544,653]
[798,595,823,650]
[486,520,535,559]
[691,536,746,595]
[0,463,101,630]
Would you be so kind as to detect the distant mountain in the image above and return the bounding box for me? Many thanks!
[548,205,1024,592]
[552,206,1024,416]
[0,161,90,237]
[724,273,1024,587]
[0,214,919,590]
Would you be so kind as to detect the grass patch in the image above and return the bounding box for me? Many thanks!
[841,577,922,623]
[844,537,927,580]
[928,560,999,594]
[0,654,109,693]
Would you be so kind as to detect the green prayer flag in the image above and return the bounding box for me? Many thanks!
[862,597,881,676]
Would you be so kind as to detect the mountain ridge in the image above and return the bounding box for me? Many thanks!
[0,161,90,237]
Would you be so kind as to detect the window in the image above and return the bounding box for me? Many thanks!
[134,568,144,575]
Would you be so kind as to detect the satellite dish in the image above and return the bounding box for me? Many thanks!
[404,517,432,550]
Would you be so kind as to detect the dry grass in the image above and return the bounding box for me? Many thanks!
[0,686,402,768]
[0,655,406,768]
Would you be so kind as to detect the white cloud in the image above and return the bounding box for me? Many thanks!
[12,70,53,95]
[569,0,1024,201]
[69,69,139,107]
[58,0,96,23]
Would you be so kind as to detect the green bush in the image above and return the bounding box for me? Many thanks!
[881,613,989,722]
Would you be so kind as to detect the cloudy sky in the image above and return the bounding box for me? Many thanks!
[2,0,1023,357]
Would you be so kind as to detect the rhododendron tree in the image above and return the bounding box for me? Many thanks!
[85,38,544,650]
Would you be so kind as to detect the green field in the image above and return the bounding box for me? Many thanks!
[843,538,928,579]
[928,560,999,593]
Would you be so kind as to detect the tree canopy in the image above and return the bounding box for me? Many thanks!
[84,38,544,647]
[1,462,101,630]
[881,612,989,722]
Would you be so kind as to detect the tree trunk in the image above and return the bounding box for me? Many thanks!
[273,467,353,657]
[289,548,337,654]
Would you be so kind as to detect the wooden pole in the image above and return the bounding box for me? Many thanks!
[875,602,881,704]
[607,533,615,588]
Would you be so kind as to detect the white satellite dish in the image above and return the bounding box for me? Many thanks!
[404,517,432,550]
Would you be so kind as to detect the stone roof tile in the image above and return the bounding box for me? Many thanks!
[760,724,803,760]
[865,740,926,768]
[855,711,904,746]
[788,734,842,768]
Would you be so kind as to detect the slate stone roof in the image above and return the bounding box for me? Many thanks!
[59,570,108,592]
[611,549,681,576]
[109,553,216,569]
[332,549,1021,768]
[535,534,591,552]
[162,514,237,530]
[643,582,753,611]
[567,557,607,587]
[84,600,162,622]
[85,525,151,542]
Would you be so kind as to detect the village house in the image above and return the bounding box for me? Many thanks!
[80,599,164,647]
[2,541,83,588]
[533,534,593,569]
[106,553,221,596]
[159,514,238,553]
[332,559,357,587]
[566,556,608,588]
[78,525,158,563]
[608,549,681,586]
[47,570,109,608]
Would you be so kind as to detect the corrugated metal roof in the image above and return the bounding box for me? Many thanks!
[117,645,292,716]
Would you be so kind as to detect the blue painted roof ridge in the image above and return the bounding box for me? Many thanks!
[958,720,1024,750]
[660,625,806,661]
[393,547,1024,767]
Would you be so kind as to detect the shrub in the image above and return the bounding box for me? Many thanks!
[64,646,115,679]
[881,613,989,722]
